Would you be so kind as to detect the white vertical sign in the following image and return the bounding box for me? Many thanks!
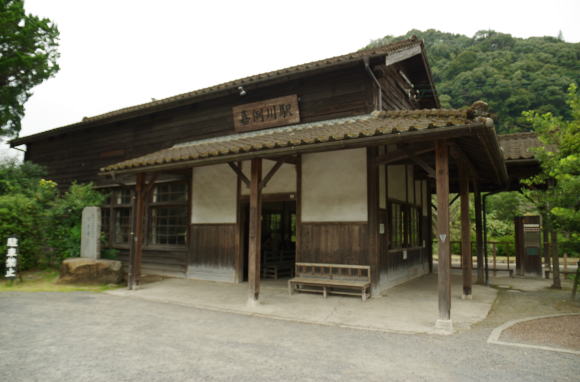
[5,237,18,279]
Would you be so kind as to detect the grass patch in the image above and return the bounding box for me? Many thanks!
[0,269,122,293]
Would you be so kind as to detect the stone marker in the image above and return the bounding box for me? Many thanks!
[81,206,101,259]
[59,258,123,284]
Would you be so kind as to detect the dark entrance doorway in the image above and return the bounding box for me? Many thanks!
[242,200,296,282]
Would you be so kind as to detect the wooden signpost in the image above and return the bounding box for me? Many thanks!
[233,95,300,132]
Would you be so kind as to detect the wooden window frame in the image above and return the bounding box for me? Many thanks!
[146,181,189,249]
[387,199,422,251]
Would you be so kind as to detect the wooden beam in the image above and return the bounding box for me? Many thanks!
[260,161,283,190]
[449,193,460,206]
[449,142,479,181]
[385,44,422,66]
[248,158,262,303]
[266,156,297,165]
[473,182,485,284]
[228,162,250,187]
[401,147,435,178]
[376,147,434,165]
[459,166,472,298]
[435,140,452,328]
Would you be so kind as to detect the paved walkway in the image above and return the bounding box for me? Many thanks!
[108,273,496,334]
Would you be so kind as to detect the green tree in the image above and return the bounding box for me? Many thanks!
[522,84,580,288]
[0,160,105,271]
[0,0,60,137]
[366,29,580,133]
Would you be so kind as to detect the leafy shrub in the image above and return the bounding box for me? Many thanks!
[0,160,104,271]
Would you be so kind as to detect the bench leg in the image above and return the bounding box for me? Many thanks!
[288,282,294,296]
[362,287,367,302]
[323,287,327,299]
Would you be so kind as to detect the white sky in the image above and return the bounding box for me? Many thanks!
[2,0,579,158]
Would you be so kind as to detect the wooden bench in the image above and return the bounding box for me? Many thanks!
[288,263,371,301]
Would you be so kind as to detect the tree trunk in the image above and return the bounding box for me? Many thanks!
[550,230,561,289]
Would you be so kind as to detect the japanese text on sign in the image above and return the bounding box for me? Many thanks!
[5,237,18,279]
[233,95,300,132]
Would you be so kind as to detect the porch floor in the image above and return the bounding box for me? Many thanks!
[107,273,497,335]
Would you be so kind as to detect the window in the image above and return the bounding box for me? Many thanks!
[388,201,422,249]
[149,183,188,246]
[100,188,133,246]
[113,189,133,245]
[100,182,188,248]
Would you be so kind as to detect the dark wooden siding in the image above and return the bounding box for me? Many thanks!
[300,222,369,265]
[117,248,188,277]
[25,65,375,188]
[189,224,237,268]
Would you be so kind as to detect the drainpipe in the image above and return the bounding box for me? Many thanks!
[363,57,383,111]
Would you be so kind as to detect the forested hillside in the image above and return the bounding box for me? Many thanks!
[367,30,580,133]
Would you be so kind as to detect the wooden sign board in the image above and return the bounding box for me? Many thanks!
[233,95,300,132]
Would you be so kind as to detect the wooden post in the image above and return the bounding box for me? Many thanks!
[367,147,380,290]
[427,188,433,273]
[492,244,497,276]
[551,230,561,289]
[128,173,146,290]
[543,217,551,277]
[248,158,263,303]
[459,167,472,298]
[474,184,484,284]
[296,155,302,263]
[435,140,452,330]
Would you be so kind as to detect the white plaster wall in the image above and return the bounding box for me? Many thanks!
[241,159,296,195]
[192,164,237,224]
[379,164,386,209]
[302,148,367,222]
[387,165,406,202]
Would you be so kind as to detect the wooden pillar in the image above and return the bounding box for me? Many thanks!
[551,230,561,289]
[427,187,433,273]
[542,216,551,277]
[459,167,472,298]
[474,184,484,284]
[435,141,452,329]
[295,155,302,263]
[248,158,263,303]
[367,147,380,289]
[128,173,146,290]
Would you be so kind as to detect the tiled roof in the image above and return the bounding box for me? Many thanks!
[12,37,426,146]
[498,132,541,160]
[102,109,487,173]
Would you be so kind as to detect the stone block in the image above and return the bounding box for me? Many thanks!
[59,258,123,284]
[81,206,101,259]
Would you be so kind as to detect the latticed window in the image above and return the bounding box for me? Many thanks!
[100,187,133,246]
[388,201,422,249]
[149,182,187,246]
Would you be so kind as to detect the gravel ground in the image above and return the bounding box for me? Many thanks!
[501,315,580,351]
[0,282,578,381]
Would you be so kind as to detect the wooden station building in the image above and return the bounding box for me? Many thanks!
[10,37,540,327]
